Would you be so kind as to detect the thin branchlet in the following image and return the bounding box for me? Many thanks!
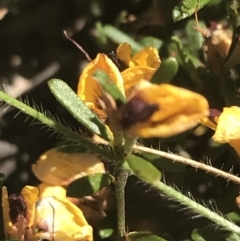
[133,145,240,185]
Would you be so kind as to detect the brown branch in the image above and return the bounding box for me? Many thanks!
[133,145,240,184]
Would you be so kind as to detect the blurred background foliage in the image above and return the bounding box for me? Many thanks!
[1,0,240,240]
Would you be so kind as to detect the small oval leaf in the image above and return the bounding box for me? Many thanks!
[126,232,167,241]
[48,79,111,141]
[67,173,115,197]
[172,0,211,22]
[99,228,114,239]
[126,155,161,184]
[186,19,205,53]
[151,57,179,84]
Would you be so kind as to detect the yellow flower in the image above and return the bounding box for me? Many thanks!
[2,184,93,241]
[121,80,209,139]
[77,43,160,120]
[201,106,240,155]
[77,53,125,120]
[2,185,39,241]
[116,43,161,96]
[32,148,105,186]
[35,183,93,241]
[77,43,208,140]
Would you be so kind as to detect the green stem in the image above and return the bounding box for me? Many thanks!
[155,181,240,236]
[0,91,115,160]
[115,166,128,241]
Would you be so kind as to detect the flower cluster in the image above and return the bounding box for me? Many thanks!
[77,43,209,141]
[2,149,105,241]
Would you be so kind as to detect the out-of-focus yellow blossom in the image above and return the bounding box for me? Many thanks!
[32,148,105,186]
[2,185,39,241]
[77,43,160,120]
[201,106,240,155]
[2,184,93,241]
[122,80,209,139]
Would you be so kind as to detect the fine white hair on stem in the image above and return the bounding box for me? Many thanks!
[133,145,240,185]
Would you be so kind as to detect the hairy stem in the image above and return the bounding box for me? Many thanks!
[133,145,240,184]
[0,91,115,159]
[155,181,240,236]
[115,166,128,241]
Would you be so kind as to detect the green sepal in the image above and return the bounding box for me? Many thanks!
[48,79,111,141]
[126,155,162,185]
[172,0,211,22]
[94,70,126,104]
[67,173,115,197]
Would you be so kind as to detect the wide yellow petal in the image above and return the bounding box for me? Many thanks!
[77,53,125,119]
[2,186,14,238]
[35,197,92,241]
[130,46,161,69]
[20,186,39,227]
[116,43,132,67]
[37,183,92,241]
[212,106,240,143]
[32,149,105,186]
[122,66,157,97]
[122,81,209,138]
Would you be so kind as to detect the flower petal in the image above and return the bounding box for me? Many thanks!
[36,197,92,241]
[32,149,105,186]
[37,183,93,241]
[130,46,161,69]
[20,186,39,227]
[122,66,157,97]
[116,43,132,67]
[200,117,217,130]
[213,106,240,143]
[77,54,125,119]
[122,81,209,138]
[2,186,14,238]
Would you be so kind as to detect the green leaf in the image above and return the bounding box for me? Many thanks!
[0,90,115,160]
[167,36,203,88]
[94,70,126,104]
[151,57,179,84]
[186,19,205,53]
[226,212,240,223]
[67,173,115,197]
[172,0,211,22]
[48,79,111,141]
[102,25,143,53]
[127,232,167,241]
[99,228,114,239]
[126,155,162,184]
[191,229,207,241]
[0,173,5,186]
[140,36,163,49]
[135,152,185,173]
[191,228,240,241]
